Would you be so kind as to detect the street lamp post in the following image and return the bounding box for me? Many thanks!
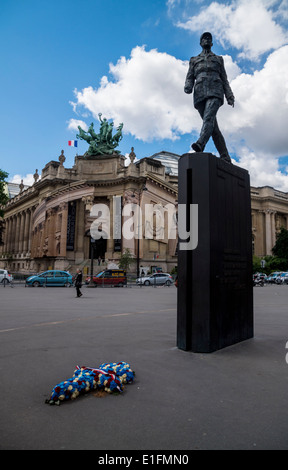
[89,236,96,287]
[137,233,140,279]
[133,185,147,279]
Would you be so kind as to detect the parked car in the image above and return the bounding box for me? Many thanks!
[253,272,267,280]
[275,272,288,284]
[0,269,13,285]
[253,272,267,284]
[266,272,283,284]
[85,269,127,287]
[25,270,73,287]
[136,272,173,286]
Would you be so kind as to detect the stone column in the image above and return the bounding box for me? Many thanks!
[7,217,13,252]
[47,208,56,256]
[38,223,43,257]
[34,224,41,258]
[30,227,37,259]
[7,217,12,253]
[4,217,10,251]
[106,196,114,257]
[23,210,30,254]
[81,195,94,259]
[75,199,85,262]
[14,214,21,255]
[27,208,34,254]
[271,211,276,249]
[59,203,68,257]
[19,212,25,254]
[122,192,136,255]
[42,210,50,256]
[265,210,272,255]
[8,217,14,253]
[11,216,17,253]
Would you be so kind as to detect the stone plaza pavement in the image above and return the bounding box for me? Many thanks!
[0,282,288,450]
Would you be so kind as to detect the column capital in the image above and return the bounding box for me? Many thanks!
[58,202,68,212]
[82,195,94,211]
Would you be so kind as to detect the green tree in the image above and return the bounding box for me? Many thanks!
[253,253,288,275]
[253,255,262,273]
[272,227,288,260]
[118,248,135,272]
[0,169,9,216]
[265,255,287,273]
[0,169,9,245]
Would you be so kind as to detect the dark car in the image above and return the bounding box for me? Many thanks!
[85,269,127,287]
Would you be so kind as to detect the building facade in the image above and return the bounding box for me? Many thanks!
[1,150,288,275]
[251,186,288,257]
[0,150,178,275]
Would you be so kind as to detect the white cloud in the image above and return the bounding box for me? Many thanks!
[215,44,288,190]
[11,174,35,187]
[176,0,288,60]
[69,41,288,190]
[220,45,288,158]
[233,147,288,191]
[222,54,242,81]
[67,119,88,132]
[71,46,196,142]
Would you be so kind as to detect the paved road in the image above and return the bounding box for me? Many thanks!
[0,283,288,450]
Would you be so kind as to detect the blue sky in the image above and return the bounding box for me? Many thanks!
[1,0,288,190]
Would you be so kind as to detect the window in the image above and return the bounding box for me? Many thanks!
[41,272,54,278]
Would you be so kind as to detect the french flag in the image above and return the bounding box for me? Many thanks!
[68,140,78,147]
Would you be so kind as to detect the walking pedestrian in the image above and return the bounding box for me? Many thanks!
[75,269,83,297]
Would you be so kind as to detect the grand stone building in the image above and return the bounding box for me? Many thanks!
[1,149,288,275]
[0,150,178,275]
[251,186,288,257]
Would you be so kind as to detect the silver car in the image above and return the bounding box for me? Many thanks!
[136,272,173,286]
[0,269,13,285]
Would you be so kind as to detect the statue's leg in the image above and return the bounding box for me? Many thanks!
[211,119,231,162]
[192,98,220,152]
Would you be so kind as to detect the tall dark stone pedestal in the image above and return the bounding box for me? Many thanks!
[177,153,253,353]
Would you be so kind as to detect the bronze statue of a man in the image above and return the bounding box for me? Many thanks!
[184,32,235,163]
